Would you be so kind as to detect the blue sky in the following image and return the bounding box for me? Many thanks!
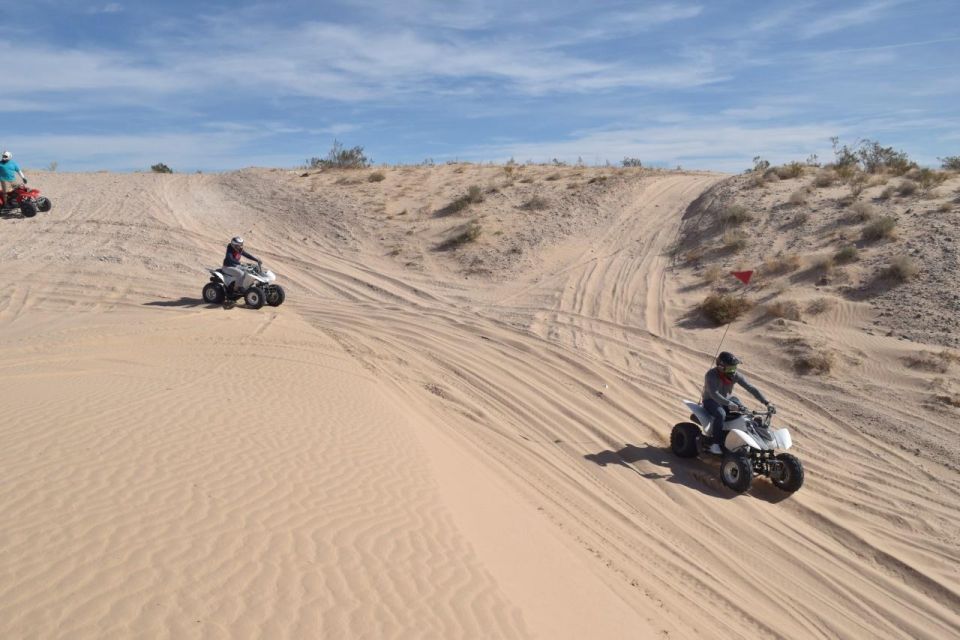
[5,0,959,172]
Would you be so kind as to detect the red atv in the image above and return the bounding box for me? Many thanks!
[1,184,52,218]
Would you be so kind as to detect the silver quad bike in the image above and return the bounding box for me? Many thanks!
[202,263,285,309]
[671,399,804,494]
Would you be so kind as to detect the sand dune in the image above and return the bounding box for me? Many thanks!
[1,167,957,638]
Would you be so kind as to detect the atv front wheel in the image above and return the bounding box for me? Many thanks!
[36,197,52,212]
[20,200,37,218]
[670,422,701,458]
[771,453,804,493]
[202,282,225,304]
[245,287,266,309]
[721,454,753,493]
[266,285,285,307]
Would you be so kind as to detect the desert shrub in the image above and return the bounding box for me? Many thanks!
[545,173,561,181]
[867,174,889,187]
[813,170,837,188]
[588,175,608,184]
[936,394,960,408]
[882,255,918,282]
[915,168,949,191]
[793,211,810,226]
[703,265,724,284]
[775,162,805,179]
[812,255,835,274]
[439,185,484,216]
[622,157,643,167]
[437,221,482,250]
[857,140,915,174]
[762,253,802,275]
[522,195,549,210]
[467,185,483,202]
[896,179,919,196]
[684,247,706,264]
[722,230,747,252]
[938,201,953,212]
[701,293,753,325]
[368,171,386,182]
[752,156,771,173]
[764,171,782,183]
[151,163,173,173]
[940,156,960,171]
[788,190,808,206]
[806,297,835,314]
[519,177,535,184]
[48,161,58,172]
[878,185,896,200]
[833,245,859,264]
[720,204,752,224]
[748,173,768,189]
[794,350,835,375]
[903,350,959,373]
[834,164,858,182]
[307,139,370,169]
[848,173,868,198]
[847,201,875,222]
[862,215,896,241]
[766,301,802,321]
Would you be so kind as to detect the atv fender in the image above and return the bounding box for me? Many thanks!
[772,428,793,450]
[724,428,762,453]
[682,400,712,434]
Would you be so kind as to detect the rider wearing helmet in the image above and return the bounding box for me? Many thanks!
[0,151,28,212]
[702,352,774,455]
[221,236,262,299]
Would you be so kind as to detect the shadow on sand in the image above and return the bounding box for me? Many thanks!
[584,442,791,503]
[143,297,217,308]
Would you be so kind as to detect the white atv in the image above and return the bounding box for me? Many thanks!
[202,263,285,309]
[670,400,804,494]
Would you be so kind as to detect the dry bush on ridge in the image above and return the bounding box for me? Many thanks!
[833,245,859,264]
[847,201,875,223]
[896,179,919,196]
[766,301,802,321]
[903,350,959,373]
[701,293,753,325]
[720,204,753,224]
[806,297,835,314]
[814,170,838,188]
[722,230,748,252]
[439,185,485,216]
[703,266,724,284]
[522,195,549,210]
[762,253,802,275]
[862,216,897,241]
[775,162,805,179]
[788,190,808,206]
[368,171,386,182]
[437,221,482,250]
[878,185,897,200]
[882,255,919,282]
[794,350,835,375]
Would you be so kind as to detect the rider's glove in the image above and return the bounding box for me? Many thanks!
[21,177,27,184]
[766,403,776,414]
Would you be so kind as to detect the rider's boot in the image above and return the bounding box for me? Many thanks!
[707,442,723,455]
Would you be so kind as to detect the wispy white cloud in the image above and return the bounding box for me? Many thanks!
[87,3,123,14]
[798,1,902,39]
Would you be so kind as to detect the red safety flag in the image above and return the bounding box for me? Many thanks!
[731,270,753,285]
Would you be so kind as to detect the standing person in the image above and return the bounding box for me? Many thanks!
[0,151,27,211]
[701,352,774,454]
[221,236,261,300]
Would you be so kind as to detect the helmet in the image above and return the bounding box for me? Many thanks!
[230,236,244,251]
[716,351,741,374]
[1,151,10,161]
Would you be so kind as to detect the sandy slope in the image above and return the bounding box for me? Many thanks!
[1,167,957,639]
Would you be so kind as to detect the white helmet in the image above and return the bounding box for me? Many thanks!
[230,236,244,250]
[1,151,10,161]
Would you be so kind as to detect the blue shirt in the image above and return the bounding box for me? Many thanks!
[0,160,21,181]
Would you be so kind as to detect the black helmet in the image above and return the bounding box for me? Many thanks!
[716,351,741,367]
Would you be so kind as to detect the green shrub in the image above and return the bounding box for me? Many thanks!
[622,157,643,167]
[862,216,896,241]
[307,139,370,169]
[847,201,874,222]
[522,195,549,210]
[151,163,173,174]
[775,162,805,179]
[940,156,960,171]
[813,170,837,188]
[701,293,753,325]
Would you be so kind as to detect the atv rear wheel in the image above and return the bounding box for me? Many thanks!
[266,285,285,307]
[771,453,804,493]
[721,454,753,493]
[202,282,225,304]
[670,422,701,458]
[36,197,52,212]
[20,200,37,218]
[245,287,266,309]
